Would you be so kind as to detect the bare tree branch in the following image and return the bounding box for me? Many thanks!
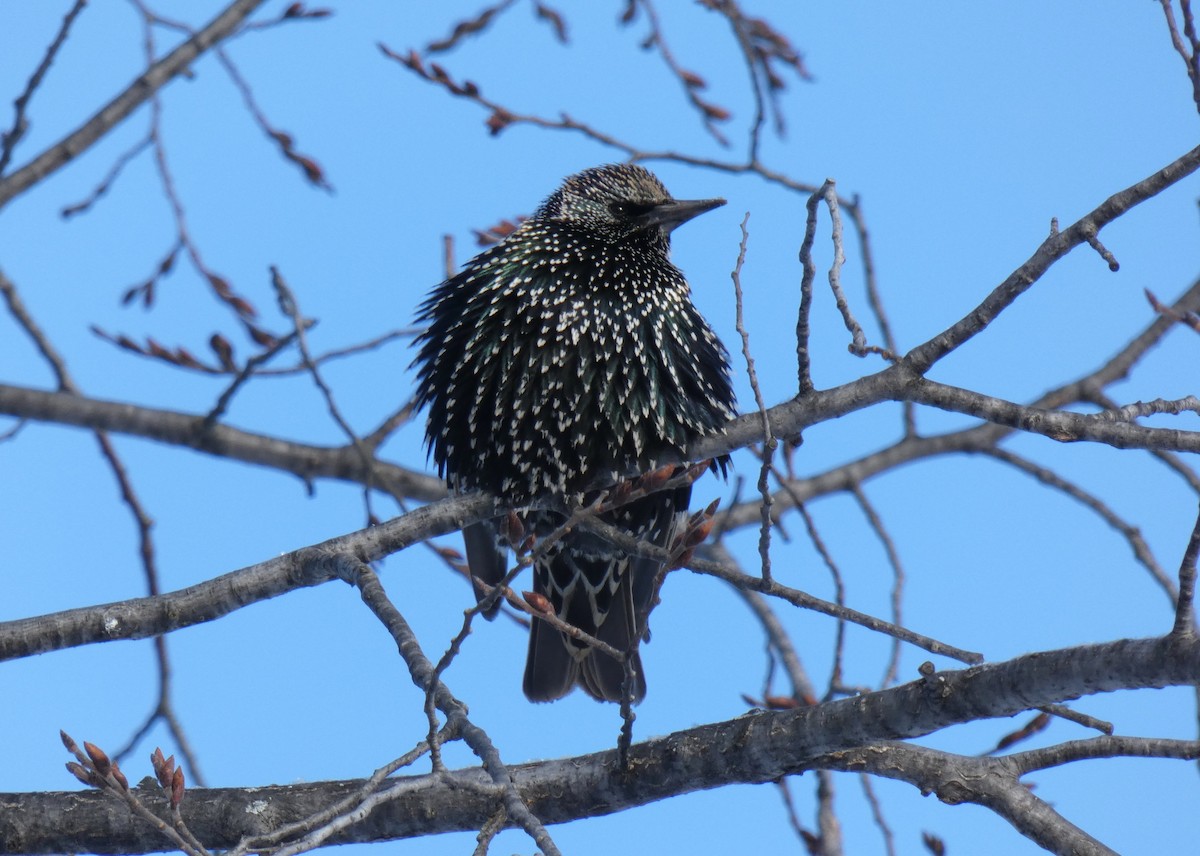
[0,382,448,502]
[4,636,1196,854]
[0,0,269,211]
[0,492,494,662]
[901,142,1200,375]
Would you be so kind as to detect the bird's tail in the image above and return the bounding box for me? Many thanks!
[522,570,648,703]
[521,488,687,703]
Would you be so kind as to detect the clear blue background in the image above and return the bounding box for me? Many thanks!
[2,3,1198,854]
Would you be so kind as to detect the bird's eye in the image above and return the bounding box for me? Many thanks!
[609,201,652,218]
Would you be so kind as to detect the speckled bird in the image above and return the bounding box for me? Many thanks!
[412,163,736,703]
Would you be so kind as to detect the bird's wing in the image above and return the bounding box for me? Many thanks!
[463,519,508,619]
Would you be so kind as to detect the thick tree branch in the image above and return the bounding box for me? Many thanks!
[819,743,1117,855]
[901,377,1200,452]
[3,636,1196,854]
[0,382,447,502]
[822,736,1200,855]
[0,493,495,662]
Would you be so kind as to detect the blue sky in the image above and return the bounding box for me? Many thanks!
[2,3,1199,854]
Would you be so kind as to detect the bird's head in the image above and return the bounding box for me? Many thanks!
[535,163,725,244]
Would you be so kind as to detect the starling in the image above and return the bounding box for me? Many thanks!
[413,163,736,703]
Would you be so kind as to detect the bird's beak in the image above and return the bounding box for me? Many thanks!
[638,197,727,233]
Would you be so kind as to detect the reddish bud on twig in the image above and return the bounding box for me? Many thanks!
[637,464,675,494]
[60,730,80,754]
[83,742,111,776]
[683,459,712,484]
[486,109,514,136]
[607,480,634,507]
[501,510,525,546]
[295,155,326,187]
[284,4,331,20]
[383,46,422,72]
[151,748,175,790]
[245,323,278,348]
[208,274,232,299]
[66,762,97,787]
[146,338,171,359]
[231,297,259,319]
[534,3,568,43]
[699,100,731,122]
[682,513,716,549]
[669,546,695,570]
[473,216,524,246]
[993,711,1051,752]
[170,767,185,808]
[173,347,203,369]
[922,831,946,856]
[523,591,554,614]
[209,333,236,370]
[111,764,129,790]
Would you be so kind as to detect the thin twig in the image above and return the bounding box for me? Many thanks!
[270,266,379,522]
[849,483,906,687]
[1036,704,1112,735]
[795,180,830,394]
[731,213,775,582]
[814,769,843,856]
[229,733,451,856]
[0,0,89,175]
[791,501,848,699]
[60,136,153,218]
[846,198,911,432]
[630,0,731,145]
[1171,503,1200,637]
[203,329,303,427]
[349,562,561,856]
[130,2,261,325]
[859,773,897,856]
[1159,0,1200,113]
[819,182,866,357]
[680,542,983,664]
